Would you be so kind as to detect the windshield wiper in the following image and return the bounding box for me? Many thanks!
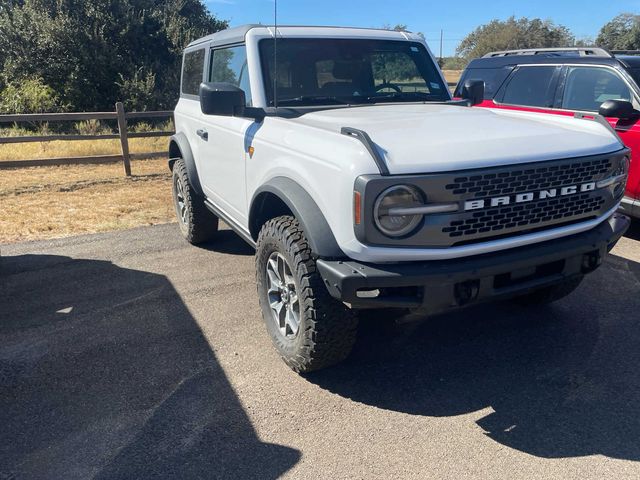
[276,95,351,106]
[363,91,443,103]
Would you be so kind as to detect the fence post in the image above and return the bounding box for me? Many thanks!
[115,102,131,176]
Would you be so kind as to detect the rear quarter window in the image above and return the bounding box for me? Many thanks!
[181,48,206,96]
[455,66,513,99]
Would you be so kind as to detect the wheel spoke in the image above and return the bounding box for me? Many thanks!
[277,254,286,286]
[174,178,188,224]
[288,291,298,308]
[284,272,295,288]
[277,301,287,329]
[265,251,301,339]
[267,258,281,281]
[270,299,285,328]
[285,305,299,335]
[266,270,280,294]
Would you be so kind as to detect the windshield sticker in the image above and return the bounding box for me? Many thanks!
[430,82,441,89]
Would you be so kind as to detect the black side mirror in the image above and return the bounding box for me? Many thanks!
[199,82,265,121]
[199,82,245,116]
[598,99,638,120]
[460,79,485,106]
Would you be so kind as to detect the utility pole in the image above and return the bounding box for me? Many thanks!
[440,29,443,60]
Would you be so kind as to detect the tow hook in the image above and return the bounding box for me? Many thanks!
[454,279,480,306]
[581,251,601,274]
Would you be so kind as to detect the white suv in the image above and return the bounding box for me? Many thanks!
[170,25,630,372]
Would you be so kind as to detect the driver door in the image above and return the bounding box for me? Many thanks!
[197,45,254,224]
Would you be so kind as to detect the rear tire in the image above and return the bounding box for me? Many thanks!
[172,159,218,244]
[513,275,584,305]
[255,216,358,373]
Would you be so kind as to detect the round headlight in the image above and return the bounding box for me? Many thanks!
[621,156,630,174]
[374,185,423,237]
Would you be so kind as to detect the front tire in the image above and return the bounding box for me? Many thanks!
[172,159,218,244]
[255,216,358,373]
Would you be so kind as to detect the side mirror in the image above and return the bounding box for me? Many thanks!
[460,79,485,106]
[598,99,638,120]
[199,82,265,121]
[199,82,245,116]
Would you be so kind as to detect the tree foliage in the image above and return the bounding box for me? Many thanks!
[0,77,62,114]
[375,24,423,82]
[441,57,468,70]
[0,0,226,113]
[456,16,575,59]
[596,13,640,50]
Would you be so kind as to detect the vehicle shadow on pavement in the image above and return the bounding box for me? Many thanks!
[0,254,299,479]
[625,219,640,241]
[308,253,640,461]
[197,228,255,256]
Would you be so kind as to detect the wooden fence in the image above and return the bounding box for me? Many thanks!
[0,102,173,175]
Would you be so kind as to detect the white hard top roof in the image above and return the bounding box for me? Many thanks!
[186,24,420,49]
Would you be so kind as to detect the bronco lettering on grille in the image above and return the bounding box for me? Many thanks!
[463,182,597,211]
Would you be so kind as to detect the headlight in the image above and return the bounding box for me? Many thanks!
[621,156,630,175]
[374,185,423,237]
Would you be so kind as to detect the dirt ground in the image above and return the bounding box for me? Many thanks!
[0,158,173,243]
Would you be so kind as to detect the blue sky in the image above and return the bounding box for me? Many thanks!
[206,0,640,56]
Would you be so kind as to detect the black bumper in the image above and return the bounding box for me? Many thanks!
[317,213,630,312]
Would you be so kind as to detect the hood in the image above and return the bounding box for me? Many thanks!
[288,104,624,174]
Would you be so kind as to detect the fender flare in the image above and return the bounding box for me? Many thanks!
[250,177,346,259]
[168,132,203,196]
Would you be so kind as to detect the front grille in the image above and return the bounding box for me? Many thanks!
[443,193,606,238]
[444,158,611,198]
[356,150,628,248]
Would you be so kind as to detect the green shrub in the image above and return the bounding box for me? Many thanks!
[74,119,113,136]
[0,78,62,114]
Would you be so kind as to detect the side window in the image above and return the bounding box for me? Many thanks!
[181,48,205,96]
[455,67,513,99]
[501,66,557,107]
[210,46,252,106]
[562,66,632,112]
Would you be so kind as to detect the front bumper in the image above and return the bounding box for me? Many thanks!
[619,196,640,219]
[317,213,629,313]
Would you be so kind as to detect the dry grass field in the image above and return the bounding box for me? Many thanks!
[0,136,167,161]
[442,70,463,85]
[1,138,174,244]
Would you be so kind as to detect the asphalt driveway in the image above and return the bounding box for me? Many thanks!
[2,222,640,479]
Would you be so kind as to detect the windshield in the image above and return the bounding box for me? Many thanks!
[259,38,450,107]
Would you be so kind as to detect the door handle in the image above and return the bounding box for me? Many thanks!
[196,129,208,141]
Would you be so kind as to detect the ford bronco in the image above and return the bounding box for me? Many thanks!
[169,26,630,372]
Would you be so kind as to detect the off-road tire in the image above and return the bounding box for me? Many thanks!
[256,216,359,373]
[513,275,584,306]
[172,159,218,244]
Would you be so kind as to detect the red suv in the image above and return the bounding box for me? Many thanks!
[455,47,640,219]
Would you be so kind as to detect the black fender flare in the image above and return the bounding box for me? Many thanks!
[168,132,203,196]
[250,177,346,259]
